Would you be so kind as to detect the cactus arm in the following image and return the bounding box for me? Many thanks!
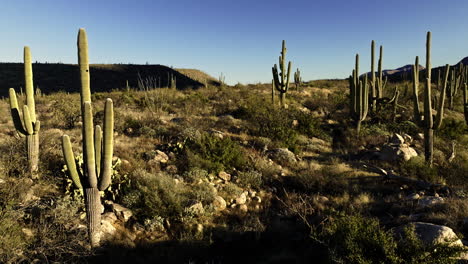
[272,65,281,92]
[362,74,369,120]
[412,56,422,124]
[99,98,114,191]
[83,102,97,188]
[24,46,36,123]
[78,28,91,105]
[94,125,102,178]
[434,64,450,129]
[22,105,34,135]
[62,135,83,189]
[377,45,383,98]
[8,88,28,136]
[424,32,433,130]
[33,121,40,133]
[464,82,468,124]
[285,61,291,93]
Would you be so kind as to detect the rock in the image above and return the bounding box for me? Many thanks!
[402,133,413,143]
[0,178,5,184]
[186,201,204,216]
[22,228,34,238]
[249,191,257,198]
[238,204,248,213]
[209,129,224,139]
[102,212,118,224]
[101,216,117,238]
[218,171,231,181]
[416,133,424,140]
[165,165,178,174]
[379,144,418,161]
[316,195,329,203]
[111,204,133,222]
[267,148,297,166]
[153,150,169,163]
[390,133,405,145]
[213,196,227,211]
[418,196,444,207]
[252,196,262,203]
[395,222,463,247]
[235,192,247,205]
[406,193,420,200]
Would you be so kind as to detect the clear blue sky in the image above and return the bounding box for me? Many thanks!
[1,0,468,85]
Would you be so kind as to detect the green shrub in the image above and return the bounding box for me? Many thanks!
[313,214,400,264]
[183,133,247,174]
[399,157,442,184]
[312,214,465,264]
[236,170,263,190]
[437,118,468,141]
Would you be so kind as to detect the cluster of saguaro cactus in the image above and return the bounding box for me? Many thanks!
[349,54,369,134]
[62,28,114,247]
[272,40,292,107]
[294,68,302,90]
[9,46,40,177]
[447,64,464,110]
[412,32,450,166]
[463,65,468,125]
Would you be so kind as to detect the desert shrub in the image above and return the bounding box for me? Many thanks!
[182,168,210,183]
[50,93,81,129]
[0,138,28,178]
[313,214,465,264]
[399,157,442,184]
[313,214,400,264]
[236,170,263,190]
[182,133,247,174]
[396,224,466,264]
[0,206,28,262]
[386,120,421,137]
[122,170,185,220]
[437,118,468,141]
[121,116,167,138]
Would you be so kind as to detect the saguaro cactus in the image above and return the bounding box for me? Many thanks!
[463,67,468,125]
[412,32,450,166]
[294,68,302,90]
[447,64,463,110]
[62,28,114,247]
[349,54,369,135]
[370,40,377,111]
[9,46,40,176]
[376,45,386,99]
[272,40,292,107]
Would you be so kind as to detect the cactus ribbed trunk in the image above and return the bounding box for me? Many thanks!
[371,40,376,112]
[85,188,101,248]
[424,128,434,166]
[27,134,39,176]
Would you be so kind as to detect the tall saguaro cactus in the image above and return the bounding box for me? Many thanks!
[463,66,468,125]
[272,40,292,107]
[349,54,369,135]
[370,40,377,111]
[376,45,385,99]
[9,46,40,176]
[412,32,449,166]
[62,28,114,247]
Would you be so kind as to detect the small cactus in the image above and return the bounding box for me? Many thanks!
[294,68,302,90]
[272,40,292,107]
[9,46,40,177]
[62,28,114,247]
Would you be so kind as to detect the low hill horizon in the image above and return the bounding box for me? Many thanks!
[0,63,222,97]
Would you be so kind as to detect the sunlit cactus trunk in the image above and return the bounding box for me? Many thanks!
[8,46,40,178]
[412,32,449,166]
[62,28,115,248]
[85,188,102,247]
